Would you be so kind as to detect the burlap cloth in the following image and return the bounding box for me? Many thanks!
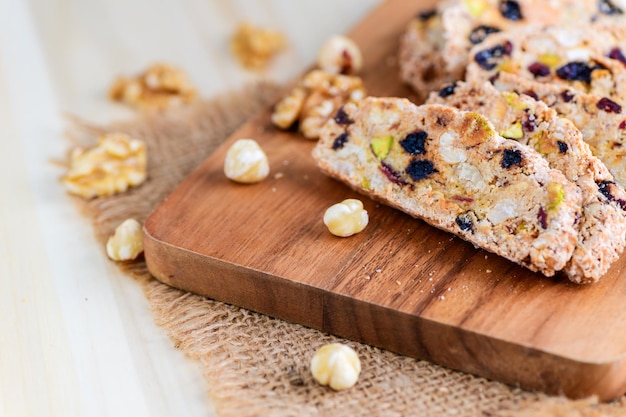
[67,83,626,417]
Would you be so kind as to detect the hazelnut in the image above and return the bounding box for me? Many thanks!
[310,343,361,391]
[317,35,363,75]
[224,139,270,183]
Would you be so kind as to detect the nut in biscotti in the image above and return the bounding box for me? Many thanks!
[313,98,583,279]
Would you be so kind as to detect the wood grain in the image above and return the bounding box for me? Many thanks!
[144,0,626,400]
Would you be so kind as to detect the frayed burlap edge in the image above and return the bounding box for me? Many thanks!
[65,83,626,417]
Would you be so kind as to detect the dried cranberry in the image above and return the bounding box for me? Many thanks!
[503,40,513,55]
[438,82,458,98]
[523,90,539,101]
[597,97,622,114]
[499,0,523,20]
[488,72,501,84]
[334,107,353,125]
[522,115,537,132]
[619,120,626,129]
[332,133,349,150]
[557,141,568,153]
[560,90,575,103]
[608,47,626,66]
[538,207,548,229]
[400,131,428,155]
[528,62,550,77]
[501,149,523,168]
[556,61,593,83]
[380,162,407,186]
[599,0,623,15]
[469,25,501,44]
[598,180,626,210]
[455,213,474,232]
[418,9,437,20]
[474,41,513,70]
[406,159,435,181]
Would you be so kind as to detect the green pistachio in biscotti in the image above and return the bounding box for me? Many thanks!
[500,121,523,139]
[371,135,394,159]
[547,182,565,211]
[502,91,527,111]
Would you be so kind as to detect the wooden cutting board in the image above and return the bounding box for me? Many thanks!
[143,0,626,400]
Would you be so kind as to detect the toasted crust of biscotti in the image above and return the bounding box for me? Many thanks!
[427,81,626,282]
[313,98,582,278]
[470,71,626,188]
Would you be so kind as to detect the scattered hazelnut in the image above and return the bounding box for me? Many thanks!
[317,35,363,75]
[224,139,270,183]
[106,219,144,261]
[311,343,361,391]
[323,199,369,237]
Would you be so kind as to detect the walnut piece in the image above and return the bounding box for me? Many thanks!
[62,133,147,199]
[109,63,197,110]
[230,22,286,70]
[106,219,144,261]
[271,69,366,139]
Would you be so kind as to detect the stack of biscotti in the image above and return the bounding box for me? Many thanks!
[312,98,587,279]
[427,81,626,282]
[462,22,626,187]
[399,0,625,98]
[386,1,626,282]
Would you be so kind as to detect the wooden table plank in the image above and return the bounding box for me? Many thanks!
[0,0,381,415]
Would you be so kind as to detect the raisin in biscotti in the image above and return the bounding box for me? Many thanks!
[399,0,616,98]
[474,71,626,187]
[312,98,582,278]
[428,81,626,282]
[466,23,626,100]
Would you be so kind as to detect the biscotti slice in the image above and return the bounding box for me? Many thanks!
[399,0,619,97]
[441,0,601,84]
[398,7,454,100]
[465,23,626,100]
[428,81,626,282]
[474,71,626,188]
[313,98,582,278]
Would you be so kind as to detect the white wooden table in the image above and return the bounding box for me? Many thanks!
[0,1,381,415]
